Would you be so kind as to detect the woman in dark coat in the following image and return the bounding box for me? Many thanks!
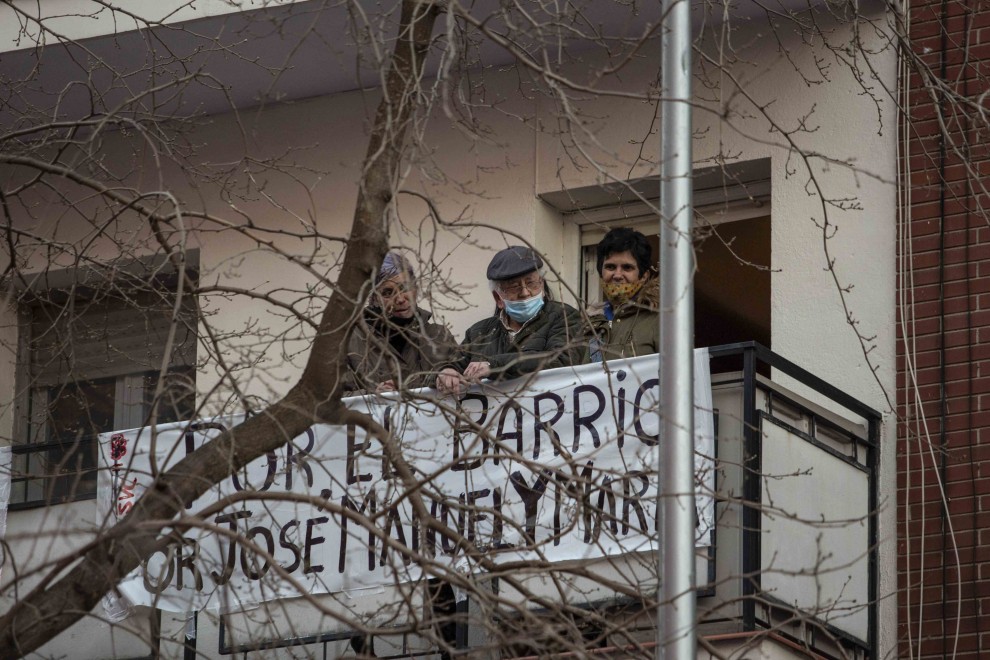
[344,252,456,395]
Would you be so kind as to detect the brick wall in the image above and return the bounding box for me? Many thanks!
[898,0,990,657]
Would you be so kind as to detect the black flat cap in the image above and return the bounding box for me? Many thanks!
[487,246,544,281]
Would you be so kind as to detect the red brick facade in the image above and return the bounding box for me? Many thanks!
[898,1,990,657]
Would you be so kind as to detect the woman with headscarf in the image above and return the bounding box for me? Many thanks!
[344,252,456,395]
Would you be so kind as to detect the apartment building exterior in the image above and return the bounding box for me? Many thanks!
[0,1,909,657]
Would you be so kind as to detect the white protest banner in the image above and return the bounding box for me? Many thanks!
[98,352,714,613]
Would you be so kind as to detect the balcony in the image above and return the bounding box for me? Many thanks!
[214,343,881,659]
[2,342,880,659]
[407,342,878,659]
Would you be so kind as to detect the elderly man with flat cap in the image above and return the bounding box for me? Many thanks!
[436,246,585,394]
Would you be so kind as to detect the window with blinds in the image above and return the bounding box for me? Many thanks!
[13,266,198,506]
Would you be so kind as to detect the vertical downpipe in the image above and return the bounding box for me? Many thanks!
[657,0,696,657]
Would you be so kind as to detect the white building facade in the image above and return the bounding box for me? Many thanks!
[0,1,899,657]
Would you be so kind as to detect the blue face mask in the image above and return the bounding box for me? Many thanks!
[502,293,545,323]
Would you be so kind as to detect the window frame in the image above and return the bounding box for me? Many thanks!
[578,200,771,305]
[9,252,199,509]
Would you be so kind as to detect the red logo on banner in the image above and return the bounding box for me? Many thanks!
[110,434,128,461]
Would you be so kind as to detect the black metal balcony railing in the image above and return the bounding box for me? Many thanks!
[708,341,881,659]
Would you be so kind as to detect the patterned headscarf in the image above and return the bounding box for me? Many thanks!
[376,252,415,284]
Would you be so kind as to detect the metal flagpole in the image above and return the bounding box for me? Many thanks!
[657,0,696,656]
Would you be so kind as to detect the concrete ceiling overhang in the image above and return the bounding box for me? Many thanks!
[0,0,827,129]
[540,158,772,216]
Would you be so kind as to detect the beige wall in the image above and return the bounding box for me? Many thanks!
[0,9,898,414]
[534,11,898,415]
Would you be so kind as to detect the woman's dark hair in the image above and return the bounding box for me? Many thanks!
[595,227,652,276]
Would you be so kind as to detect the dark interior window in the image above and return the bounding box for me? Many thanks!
[693,215,771,348]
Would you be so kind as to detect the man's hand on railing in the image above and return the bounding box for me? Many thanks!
[375,379,396,394]
[436,367,466,395]
[463,361,491,381]
[436,361,492,395]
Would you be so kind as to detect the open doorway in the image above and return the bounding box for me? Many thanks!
[579,214,770,349]
[543,159,773,350]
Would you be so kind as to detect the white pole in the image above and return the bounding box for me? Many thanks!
[657,0,696,656]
